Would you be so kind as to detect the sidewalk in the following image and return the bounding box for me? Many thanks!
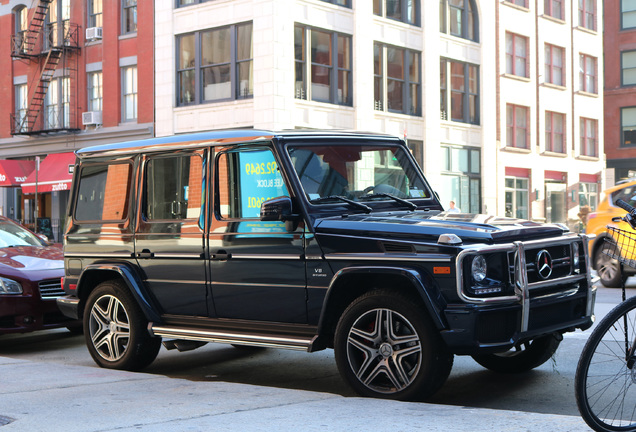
[0,355,589,432]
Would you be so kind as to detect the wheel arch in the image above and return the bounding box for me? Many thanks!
[314,266,446,350]
[76,263,161,323]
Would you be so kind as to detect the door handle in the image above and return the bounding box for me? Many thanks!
[211,250,231,260]
[137,249,155,259]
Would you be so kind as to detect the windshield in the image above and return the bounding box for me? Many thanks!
[287,144,431,204]
[0,221,44,248]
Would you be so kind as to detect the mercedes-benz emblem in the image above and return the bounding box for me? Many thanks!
[536,250,553,280]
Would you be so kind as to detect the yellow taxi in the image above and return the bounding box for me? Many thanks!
[586,178,636,287]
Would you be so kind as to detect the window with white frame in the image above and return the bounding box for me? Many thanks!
[579,54,597,93]
[578,0,596,30]
[545,44,564,86]
[373,0,420,26]
[545,111,565,153]
[579,182,598,210]
[506,0,528,7]
[623,0,636,29]
[505,177,529,219]
[374,43,421,116]
[506,32,529,78]
[122,0,137,35]
[441,145,481,214]
[88,0,102,28]
[439,0,479,42]
[621,107,636,147]
[295,25,352,106]
[87,71,103,111]
[440,58,479,125]
[622,50,636,86]
[122,66,137,121]
[580,118,598,157]
[544,0,564,20]
[506,104,529,149]
[177,22,253,106]
[320,0,351,7]
[14,84,27,132]
[45,0,70,50]
[45,77,70,130]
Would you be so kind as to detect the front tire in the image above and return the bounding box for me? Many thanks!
[471,334,561,373]
[84,281,161,371]
[334,290,453,401]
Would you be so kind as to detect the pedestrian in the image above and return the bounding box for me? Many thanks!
[448,200,460,213]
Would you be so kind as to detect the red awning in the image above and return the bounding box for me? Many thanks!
[0,160,35,186]
[21,153,76,194]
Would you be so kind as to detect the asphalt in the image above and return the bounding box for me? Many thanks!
[0,354,592,432]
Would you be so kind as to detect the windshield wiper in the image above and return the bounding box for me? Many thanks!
[363,193,417,211]
[310,195,372,213]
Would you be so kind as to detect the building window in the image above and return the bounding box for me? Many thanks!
[14,84,27,133]
[580,118,598,157]
[578,0,596,30]
[177,22,253,106]
[545,44,564,86]
[441,145,481,214]
[623,0,636,29]
[506,33,529,78]
[439,0,479,42]
[122,66,137,121]
[88,0,103,28]
[375,43,421,116]
[579,182,598,211]
[407,139,423,168]
[545,111,565,153]
[45,77,70,130]
[622,51,636,86]
[320,0,351,7]
[505,177,529,219]
[621,107,636,146]
[506,104,529,149]
[579,54,597,93]
[440,59,479,125]
[177,0,212,6]
[373,0,420,26]
[506,0,528,7]
[87,71,103,111]
[544,0,564,19]
[45,0,70,50]
[13,6,28,53]
[295,25,352,106]
[122,0,137,35]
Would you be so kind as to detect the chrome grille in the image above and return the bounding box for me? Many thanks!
[39,279,64,299]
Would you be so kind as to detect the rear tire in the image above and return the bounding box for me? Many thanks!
[334,290,453,401]
[84,280,161,371]
[595,245,625,288]
[471,334,561,373]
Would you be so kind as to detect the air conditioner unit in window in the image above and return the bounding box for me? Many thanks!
[86,27,103,41]
[82,111,102,126]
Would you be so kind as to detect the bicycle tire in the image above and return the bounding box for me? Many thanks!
[575,296,636,432]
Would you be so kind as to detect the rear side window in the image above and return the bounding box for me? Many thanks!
[75,163,132,222]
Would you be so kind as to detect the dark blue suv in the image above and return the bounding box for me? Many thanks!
[58,130,596,400]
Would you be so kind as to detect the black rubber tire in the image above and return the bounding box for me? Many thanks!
[595,245,626,288]
[471,334,561,373]
[334,289,453,401]
[84,280,161,371]
[575,296,636,432]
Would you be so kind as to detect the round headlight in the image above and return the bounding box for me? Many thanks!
[471,255,487,282]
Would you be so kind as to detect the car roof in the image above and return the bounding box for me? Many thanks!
[75,129,400,159]
[603,178,636,195]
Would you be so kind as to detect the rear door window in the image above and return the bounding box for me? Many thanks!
[75,163,132,222]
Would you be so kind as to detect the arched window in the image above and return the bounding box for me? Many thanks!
[440,0,479,43]
[12,5,28,54]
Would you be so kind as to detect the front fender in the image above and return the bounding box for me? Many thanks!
[77,262,162,323]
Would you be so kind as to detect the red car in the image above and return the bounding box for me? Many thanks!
[0,216,79,335]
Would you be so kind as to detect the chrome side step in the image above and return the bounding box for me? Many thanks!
[148,324,315,352]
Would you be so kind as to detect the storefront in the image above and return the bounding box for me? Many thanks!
[0,159,35,222]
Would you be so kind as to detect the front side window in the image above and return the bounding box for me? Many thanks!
[75,163,131,222]
[177,22,252,106]
[506,104,529,149]
[545,44,564,86]
[623,0,636,29]
[621,107,636,147]
[87,71,103,111]
[545,111,565,153]
[578,0,596,30]
[544,0,564,19]
[506,32,528,77]
[122,66,137,121]
[373,0,420,26]
[88,0,103,28]
[145,154,203,221]
[579,54,597,93]
[439,0,478,42]
[217,148,288,219]
[122,0,137,35]
[622,51,636,86]
[375,43,421,116]
[505,176,529,219]
[294,25,351,106]
[288,144,430,203]
[440,58,479,125]
[580,118,598,157]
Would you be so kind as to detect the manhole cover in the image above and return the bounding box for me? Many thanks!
[0,416,13,426]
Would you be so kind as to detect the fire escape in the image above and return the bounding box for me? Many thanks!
[10,0,80,136]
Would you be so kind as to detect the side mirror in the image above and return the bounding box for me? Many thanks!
[260,196,293,221]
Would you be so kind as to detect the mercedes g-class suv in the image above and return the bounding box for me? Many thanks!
[58,130,595,401]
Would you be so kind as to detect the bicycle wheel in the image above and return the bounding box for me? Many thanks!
[575,296,636,432]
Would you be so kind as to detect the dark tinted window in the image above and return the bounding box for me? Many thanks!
[75,163,131,221]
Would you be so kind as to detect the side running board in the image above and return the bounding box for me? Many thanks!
[148,323,316,352]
